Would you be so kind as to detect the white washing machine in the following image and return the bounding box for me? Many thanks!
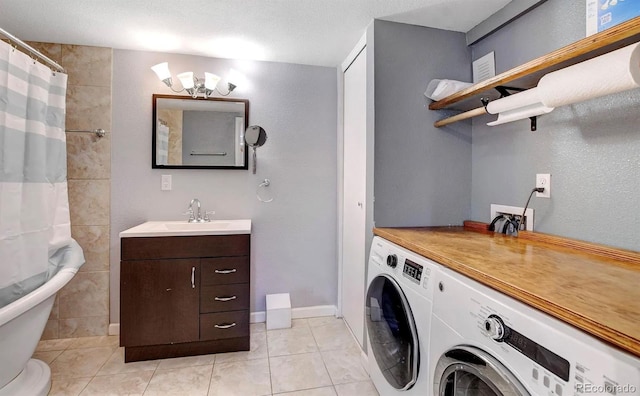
[365,236,441,395]
[430,266,640,396]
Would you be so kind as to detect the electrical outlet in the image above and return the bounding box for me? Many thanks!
[161,174,172,191]
[536,173,551,198]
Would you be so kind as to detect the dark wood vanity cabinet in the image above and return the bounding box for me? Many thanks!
[120,234,250,362]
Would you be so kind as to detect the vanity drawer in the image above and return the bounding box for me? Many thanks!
[201,257,249,285]
[200,311,249,341]
[121,234,250,260]
[200,283,250,313]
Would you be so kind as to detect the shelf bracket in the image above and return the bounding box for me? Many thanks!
[494,85,525,98]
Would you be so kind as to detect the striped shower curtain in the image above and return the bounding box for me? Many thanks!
[0,39,75,308]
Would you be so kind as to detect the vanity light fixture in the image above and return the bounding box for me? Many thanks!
[151,62,237,98]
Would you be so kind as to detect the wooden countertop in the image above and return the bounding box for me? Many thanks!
[373,225,640,357]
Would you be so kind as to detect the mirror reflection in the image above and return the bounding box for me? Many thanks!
[152,94,249,169]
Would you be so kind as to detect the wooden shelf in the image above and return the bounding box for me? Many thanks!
[430,16,640,119]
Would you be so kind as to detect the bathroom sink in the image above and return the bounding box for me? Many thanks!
[119,220,251,237]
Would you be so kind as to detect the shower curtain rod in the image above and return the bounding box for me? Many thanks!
[0,27,66,73]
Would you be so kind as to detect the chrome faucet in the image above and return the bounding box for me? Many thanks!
[185,198,202,223]
[184,198,214,222]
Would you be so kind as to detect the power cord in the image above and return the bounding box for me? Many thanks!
[519,187,545,230]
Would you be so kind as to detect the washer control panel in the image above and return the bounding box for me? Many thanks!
[402,259,423,284]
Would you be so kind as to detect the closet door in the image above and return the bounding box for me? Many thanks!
[341,46,367,347]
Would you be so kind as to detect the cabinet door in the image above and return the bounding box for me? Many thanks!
[121,259,199,347]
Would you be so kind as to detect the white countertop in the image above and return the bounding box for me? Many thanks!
[119,220,252,238]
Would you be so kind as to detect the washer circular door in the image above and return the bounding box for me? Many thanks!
[434,346,530,396]
[365,274,419,390]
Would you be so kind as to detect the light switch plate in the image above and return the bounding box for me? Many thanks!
[161,174,172,191]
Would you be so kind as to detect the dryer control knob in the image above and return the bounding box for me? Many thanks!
[386,254,398,268]
[484,316,505,342]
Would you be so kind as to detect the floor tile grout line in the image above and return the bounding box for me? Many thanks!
[266,326,274,396]
[204,356,215,396]
[308,318,338,390]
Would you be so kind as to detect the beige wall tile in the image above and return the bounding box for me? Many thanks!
[66,131,111,180]
[42,319,59,340]
[59,316,109,338]
[68,179,110,226]
[49,294,60,319]
[33,42,112,342]
[25,41,62,65]
[71,226,110,272]
[61,45,112,87]
[66,85,111,132]
[59,271,109,319]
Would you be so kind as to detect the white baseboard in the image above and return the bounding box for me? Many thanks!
[360,349,369,374]
[250,311,266,323]
[108,323,120,336]
[250,304,337,323]
[112,305,338,331]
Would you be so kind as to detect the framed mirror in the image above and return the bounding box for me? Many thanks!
[152,94,249,169]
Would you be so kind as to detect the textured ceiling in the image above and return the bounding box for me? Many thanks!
[0,0,511,67]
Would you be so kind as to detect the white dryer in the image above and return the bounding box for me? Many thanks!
[365,236,441,395]
[430,266,640,396]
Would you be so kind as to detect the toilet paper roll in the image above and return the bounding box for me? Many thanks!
[487,103,554,126]
[538,43,640,108]
[486,87,545,114]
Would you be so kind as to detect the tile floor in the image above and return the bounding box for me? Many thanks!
[34,317,380,396]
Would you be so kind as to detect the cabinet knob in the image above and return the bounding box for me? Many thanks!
[191,267,196,288]
[166,288,172,292]
[214,296,237,302]
[214,323,237,329]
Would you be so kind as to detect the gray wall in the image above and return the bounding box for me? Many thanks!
[111,50,337,323]
[373,20,472,227]
[471,0,640,251]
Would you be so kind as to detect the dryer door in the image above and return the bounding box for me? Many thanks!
[434,346,530,396]
[365,274,418,390]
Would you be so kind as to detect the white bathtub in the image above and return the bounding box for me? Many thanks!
[0,248,81,395]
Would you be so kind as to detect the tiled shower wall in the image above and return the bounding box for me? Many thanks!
[29,42,112,339]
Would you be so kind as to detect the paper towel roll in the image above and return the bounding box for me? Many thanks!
[487,103,554,126]
[538,43,640,108]
[486,87,546,114]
